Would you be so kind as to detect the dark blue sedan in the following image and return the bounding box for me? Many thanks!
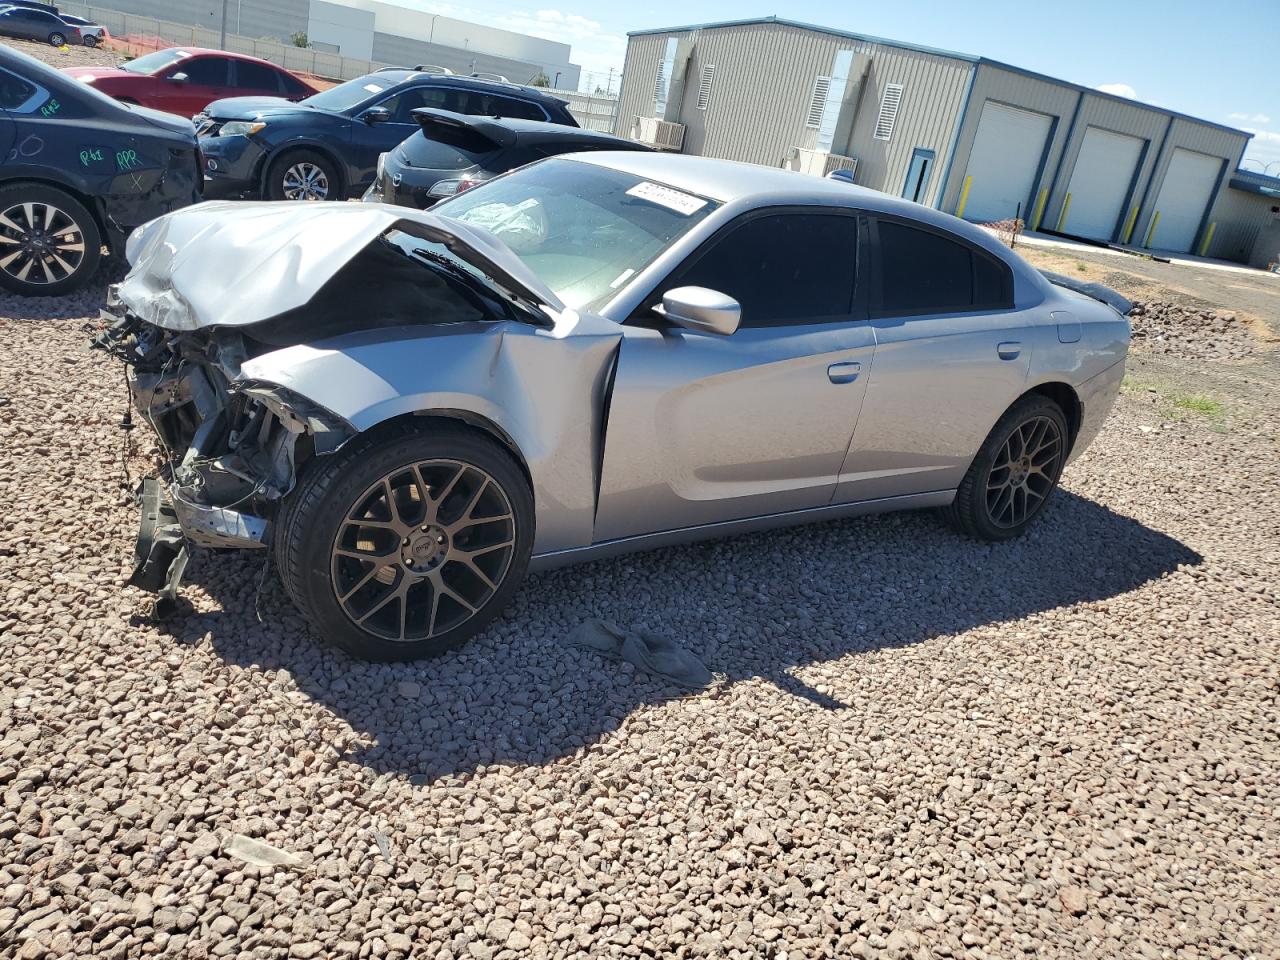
[196,69,578,201]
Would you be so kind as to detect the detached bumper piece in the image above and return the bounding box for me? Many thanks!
[129,478,270,617]
[129,478,189,618]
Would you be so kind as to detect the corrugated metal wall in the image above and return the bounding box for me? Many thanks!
[613,23,971,207]
[1206,186,1280,262]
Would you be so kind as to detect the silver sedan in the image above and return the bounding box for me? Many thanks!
[98,152,1129,660]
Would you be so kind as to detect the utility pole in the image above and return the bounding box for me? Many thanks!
[219,0,229,49]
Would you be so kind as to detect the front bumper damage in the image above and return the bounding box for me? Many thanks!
[94,296,355,612]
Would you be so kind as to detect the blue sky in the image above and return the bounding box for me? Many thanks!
[409,0,1279,169]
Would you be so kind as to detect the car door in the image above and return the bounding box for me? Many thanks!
[348,85,450,189]
[1,9,39,40]
[833,216,1031,503]
[161,56,233,116]
[593,209,876,543]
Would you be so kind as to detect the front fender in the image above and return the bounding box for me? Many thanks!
[239,318,622,554]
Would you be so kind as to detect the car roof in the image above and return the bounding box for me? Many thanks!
[155,46,292,69]
[561,152,1029,261]
[374,69,566,105]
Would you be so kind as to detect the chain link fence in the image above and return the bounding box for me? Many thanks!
[57,2,619,131]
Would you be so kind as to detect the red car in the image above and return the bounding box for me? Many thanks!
[64,47,317,117]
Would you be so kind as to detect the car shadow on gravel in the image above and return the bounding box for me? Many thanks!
[176,489,1200,781]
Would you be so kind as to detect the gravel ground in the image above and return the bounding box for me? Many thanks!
[1,272,1278,960]
[1,36,125,70]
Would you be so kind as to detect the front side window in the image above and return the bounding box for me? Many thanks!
[173,57,229,86]
[382,86,451,121]
[875,219,1011,315]
[436,158,718,311]
[673,213,858,327]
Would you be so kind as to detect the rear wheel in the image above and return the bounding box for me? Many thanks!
[83,36,98,48]
[276,422,533,661]
[946,395,1068,541]
[48,31,66,46]
[266,149,340,201]
[0,183,101,296]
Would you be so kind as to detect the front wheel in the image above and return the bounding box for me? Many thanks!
[0,183,102,296]
[276,422,534,661]
[266,150,340,201]
[946,395,1069,541]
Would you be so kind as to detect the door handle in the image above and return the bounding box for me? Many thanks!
[997,341,1022,360]
[827,361,861,384]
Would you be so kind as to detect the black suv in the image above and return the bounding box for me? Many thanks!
[363,109,650,209]
[0,45,200,296]
[197,69,578,201]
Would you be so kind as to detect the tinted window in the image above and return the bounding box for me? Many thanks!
[233,60,280,91]
[876,220,1010,314]
[379,86,451,121]
[0,69,39,111]
[402,127,495,170]
[482,94,546,121]
[280,71,311,96]
[174,57,229,86]
[675,214,857,326]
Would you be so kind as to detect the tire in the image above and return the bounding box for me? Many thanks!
[48,32,65,46]
[83,36,98,48]
[946,394,1069,541]
[276,421,534,661]
[266,149,340,201]
[0,183,102,297]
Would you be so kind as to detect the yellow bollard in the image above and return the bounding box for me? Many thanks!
[956,175,972,218]
[1198,222,1218,257]
[1055,192,1072,232]
[1143,211,1161,248]
[1121,206,1139,245]
[1031,188,1048,231]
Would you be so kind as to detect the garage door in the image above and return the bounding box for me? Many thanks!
[1061,127,1145,241]
[1150,148,1223,252]
[961,102,1053,223]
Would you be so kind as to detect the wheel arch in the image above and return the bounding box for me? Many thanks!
[361,409,534,492]
[1024,380,1082,450]
[0,175,109,247]
[260,141,348,197]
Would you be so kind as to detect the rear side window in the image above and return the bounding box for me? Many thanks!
[452,90,546,120]
[875,219,1012,315]
[233,60,280,91]
[675,213,857,327]
[0,69,40,112]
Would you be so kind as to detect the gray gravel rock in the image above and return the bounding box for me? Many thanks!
[1,272,1278,960]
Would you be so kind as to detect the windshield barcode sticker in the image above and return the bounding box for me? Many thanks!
[625,181,707,216]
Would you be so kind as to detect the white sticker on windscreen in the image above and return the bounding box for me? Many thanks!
[625,181,707,216]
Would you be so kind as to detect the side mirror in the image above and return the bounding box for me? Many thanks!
[168,72,189,83]
[653,286,741,336]
[361,106,391,125]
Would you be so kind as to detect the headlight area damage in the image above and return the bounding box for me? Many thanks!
[91,201,566,615]
[93,307,357,612]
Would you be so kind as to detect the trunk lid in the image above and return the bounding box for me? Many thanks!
[116,200,565,331]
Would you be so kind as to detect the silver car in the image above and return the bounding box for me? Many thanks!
[96,153,1129,660]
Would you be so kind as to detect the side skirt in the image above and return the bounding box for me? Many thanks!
[528,489,956,573]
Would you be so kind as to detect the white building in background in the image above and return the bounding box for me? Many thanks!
[308,0,581,88]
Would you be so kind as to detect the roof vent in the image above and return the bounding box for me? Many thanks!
[873,83,904,141]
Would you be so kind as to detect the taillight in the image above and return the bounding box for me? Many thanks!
[456,178,476,193]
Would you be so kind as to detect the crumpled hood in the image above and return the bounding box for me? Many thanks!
[117,201,565,331]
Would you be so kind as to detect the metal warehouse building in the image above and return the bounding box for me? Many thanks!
[616,17,1277,263]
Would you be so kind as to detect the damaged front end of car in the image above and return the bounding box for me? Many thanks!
[93,296,356,613]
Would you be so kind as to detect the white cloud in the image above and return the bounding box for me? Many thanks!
[1229,111,1271,124]
[1097,82,1136,99]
